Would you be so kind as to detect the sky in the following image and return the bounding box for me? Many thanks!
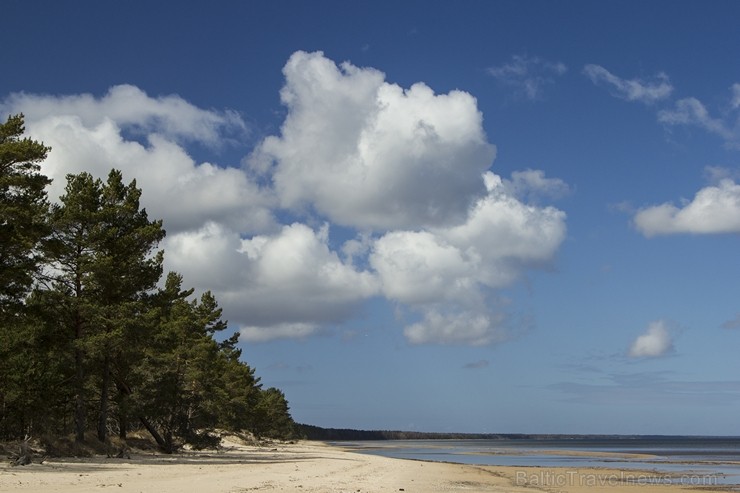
[3,0,740,436]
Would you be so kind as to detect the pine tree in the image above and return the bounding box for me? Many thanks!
[251,388,295,440]
[40,172,103,442]
[93,170,164,442]
[0,114,51,439]
[133,273,248,451]
[0,114,50,315]
[1,146,296,445]
[40,170,164,443]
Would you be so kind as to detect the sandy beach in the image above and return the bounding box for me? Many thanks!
[1,439,737,493]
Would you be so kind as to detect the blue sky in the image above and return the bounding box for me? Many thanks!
[4,0,740,435]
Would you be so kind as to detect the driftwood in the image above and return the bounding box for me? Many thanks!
[9,436,32,466]
[107,444,131,459]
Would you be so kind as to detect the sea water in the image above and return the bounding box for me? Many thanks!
[337,437,740,485]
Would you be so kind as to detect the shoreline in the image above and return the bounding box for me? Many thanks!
[1,439,737,493]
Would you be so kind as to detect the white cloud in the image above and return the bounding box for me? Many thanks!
[583,65,673,104]
[487,54,567,100]
[732,83,740,109]
[3,84,245,146]
[165,222,380,342]
[169,222,379,342]
[658,97,737,144]
[371,172,566,302]
[704,165,739,183]
[163,222,248,292]
[2,89,275,235]
[249,50,496,230]
[583,69,740,147]
[404,310,507,346]
[236,223,380,338]
[503,169,572,202]
[628,320,674,358]
[2,84,380,343]
[634,178,740,236]
[249,53,568,345]
[444,172,567,277]
[371,230,480,306]
[370,170,567,345]
[2,53,570,346]
[240,322,324,343]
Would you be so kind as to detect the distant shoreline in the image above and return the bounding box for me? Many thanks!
[296,423,740,441]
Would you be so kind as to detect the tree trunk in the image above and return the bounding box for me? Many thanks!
[118,411,127,439]
[73,273,86,443]
[139,416,171,453]
[97,354,111,442]
[113,372,132,440]
[74,345,86,443]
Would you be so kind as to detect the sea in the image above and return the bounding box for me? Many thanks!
[336,437,740,485]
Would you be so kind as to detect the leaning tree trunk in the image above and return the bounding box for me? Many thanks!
[139,416,172,453]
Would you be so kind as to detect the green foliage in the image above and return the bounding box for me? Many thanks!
[133,273,224,451]
[127,277,294,449]
[0,123,295,449]
[0,114,50,316]
[0,306,74,438]
[0,114,53,439]
[251,388,295,440]
[39,170,166,442]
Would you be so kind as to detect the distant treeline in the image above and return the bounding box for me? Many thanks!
[295,424,721,442]
[295,424,534,441]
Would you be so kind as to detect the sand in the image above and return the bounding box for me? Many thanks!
[0,439,735,493]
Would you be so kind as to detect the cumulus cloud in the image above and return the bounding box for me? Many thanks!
[2,52,569,346]
[371,171,567,345]
[250,50,496,230]
[444,172,567,276]
[371,172,566,302]
[163,222,250,292]
[583,65,673,104]
[634,176,740,236]
[628,320,674,358]
[487,54,567,100]
[371,230,476,306]
[168,222,380,342]
[2,83,379,342]
[1,88,275,234]
[405,310,507,346]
